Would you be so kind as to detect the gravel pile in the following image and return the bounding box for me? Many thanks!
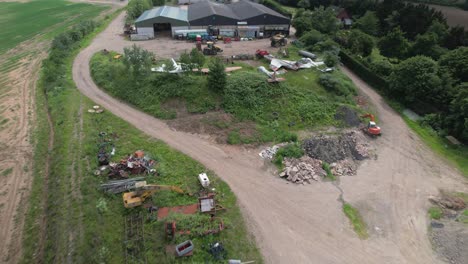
[303,131,370,163]
[334,106,361,127]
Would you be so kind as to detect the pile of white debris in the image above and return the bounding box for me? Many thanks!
[279,156,327,184]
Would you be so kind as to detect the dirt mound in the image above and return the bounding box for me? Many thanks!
[302,131,369,164]
[335,106,361,127]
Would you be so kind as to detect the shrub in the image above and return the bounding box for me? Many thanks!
[273,143,304,167]
[428,206,443,219]
[319,74,356,97]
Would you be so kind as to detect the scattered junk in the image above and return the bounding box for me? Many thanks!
[87,105,104,114]
[199,193,225,214]
[259,143,288,159]
[103,150,157,179]
[124,213,146,263]
[267,71,286,83]
[270,34,287,47]
[151,58,185,74]
[255,49,269,59]
[113,54,122,59]
[175,240,194,257]
[123,184,185,208]
[207,242,227,261]
[279,156,326,184]
[298,50,317,60]
[100,177,146,194]
[196,66,243,74]
[123,24,137,35]
[231,54,254,60]
[198,173,210,188]
[203,41,223,55]
[257,66,286,78]
[96,131,116,166]
[320,67,335,73]
[157,204,199,220]
[165,221,191,240]
[165,217,225,240]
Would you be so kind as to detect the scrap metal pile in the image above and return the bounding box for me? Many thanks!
[279,156,326,184]
[100,177,146,194]
[95,149,157,179]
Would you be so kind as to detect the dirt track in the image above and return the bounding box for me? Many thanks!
[72,11,468,264]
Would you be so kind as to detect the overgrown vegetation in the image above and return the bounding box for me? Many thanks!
[91,47,357,144]
[24,11,261,263]
[343,203,368,239]
[273,143,304,168]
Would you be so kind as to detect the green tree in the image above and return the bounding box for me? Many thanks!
[348,30,374,57]
[427,20,448,44]
[123,44,154,79]
[190,48,205,73]
[151,0,165,6]
[323,51,339,67]
[378,27,410,59]
[444,83,468,142]
[291,11,313,37]
[179,51,194,72]
[310,6,340,34]
[353,11,379,36]
[299,29,325,48]
[127,0,152,21]
[439,47,468,83]
[207,57,226,92]
[389,56,443,105]
[298,0,311,9]
[370,58,394,78]
[411,33,446,60]
[444,26,468,50]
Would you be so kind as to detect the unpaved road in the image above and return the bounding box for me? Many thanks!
[73,11,468,264]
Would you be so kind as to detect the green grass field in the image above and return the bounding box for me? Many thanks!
[0,0,107,55]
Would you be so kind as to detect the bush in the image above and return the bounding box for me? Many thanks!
[322,162,335,181]
[319,74,357,97]
[273,143,304,167]
[339,50,389,91]
[259,0,292,17]
[428,206,443,219]
[369,58,394,78]
[223,72,272,119]
[300,29,325,49]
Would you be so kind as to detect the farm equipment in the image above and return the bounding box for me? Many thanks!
[123,184,185,208]
[203,42,223,55]
[255,49,269,59]
[361,113,381,136]
[270,34,287,47]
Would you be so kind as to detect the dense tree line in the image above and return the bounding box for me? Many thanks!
[293,0,468,142]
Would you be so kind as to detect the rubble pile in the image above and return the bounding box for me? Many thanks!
[259,143,288,159]
[279,156,326,184]
[96,150,157,179]
[330,159,357,176]
[429,195,466,211]
[303,131,370,163]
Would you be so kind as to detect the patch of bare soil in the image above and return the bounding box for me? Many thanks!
[428,4,468,28]
[0,41,47,263]
[428,193,468,264]
[166,109,257,144]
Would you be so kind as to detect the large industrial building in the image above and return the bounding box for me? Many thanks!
[134,0,290,39]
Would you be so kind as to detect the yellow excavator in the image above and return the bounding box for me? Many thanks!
[123,184,185,208]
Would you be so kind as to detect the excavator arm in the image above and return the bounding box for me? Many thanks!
[361,113,375,122]
[123,184,185,208]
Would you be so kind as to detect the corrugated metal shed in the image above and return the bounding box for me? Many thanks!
[135,6,189,27]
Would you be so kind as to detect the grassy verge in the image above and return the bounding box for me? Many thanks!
[23,7,262,263]
[402,116,468,178]
[343,203,368,239]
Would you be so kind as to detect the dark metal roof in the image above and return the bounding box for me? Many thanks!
[230,0,288,20]
[188,0,289,22]
[188,0,238,21]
